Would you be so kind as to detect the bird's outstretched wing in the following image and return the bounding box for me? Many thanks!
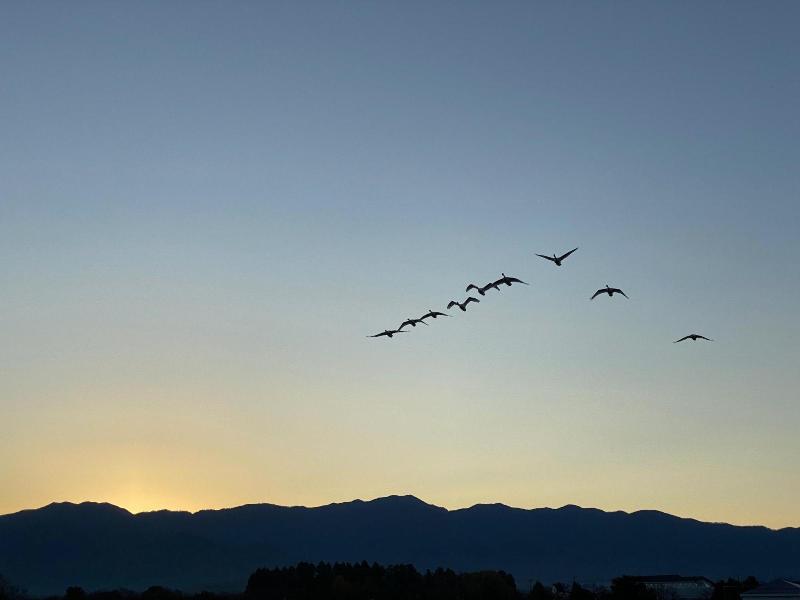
[466,284,480,293]
[558,247,579,261]
[506,277,528,285]
[536,254,557,262]
[673,335,692,343]
[446,301,458,309]
[398,321,412,330]
[415,319,429,326]
[615,289,629,299]
[590,289,603,300]
[368,331,389,338]
[420,312,445,320]
[696,335,712,341]
[465,296,480,304]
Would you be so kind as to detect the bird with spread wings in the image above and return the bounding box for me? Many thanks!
[447,297,480,312]
[368,329,406,339]
[590,285,629,300]
[536,247,578,266]
[674,334,712,343]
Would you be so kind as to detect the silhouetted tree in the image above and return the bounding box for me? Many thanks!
[460,570,517,600]
[594,584,612,600]
[89,590,133,600]
[743,577,759,592]
[424,567,460,600]
[246,561,520,600]
[529,581,554,600]
[65,587,86,600]
[552,582,569,600]
[570,582,596,600]
[140,587,181,600]
[0,575,23,600]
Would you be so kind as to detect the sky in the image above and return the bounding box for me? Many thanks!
[1,1,799,528]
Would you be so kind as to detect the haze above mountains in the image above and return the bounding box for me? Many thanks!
[1,495,798,596]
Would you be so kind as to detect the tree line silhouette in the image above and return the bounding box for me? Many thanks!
[0,565,760,600]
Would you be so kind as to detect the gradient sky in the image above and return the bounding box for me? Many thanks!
[2,1,799,528]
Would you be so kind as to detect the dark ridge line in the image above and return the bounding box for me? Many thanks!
[2,494,797,531]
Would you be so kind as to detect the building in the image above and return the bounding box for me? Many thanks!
[741,580,800,600]
[629,575,715,600]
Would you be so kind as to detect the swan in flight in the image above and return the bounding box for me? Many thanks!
[466,281,501,296]
[447,297,480,312]
[420,310,449,321]
[535,247,578,266]
[590,285,628,300]
[398,317,429,330]
[368,329,406,339]
[674,334,713,343]
[494,273,528,287]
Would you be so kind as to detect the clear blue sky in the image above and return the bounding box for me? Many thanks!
[1,1,798,527]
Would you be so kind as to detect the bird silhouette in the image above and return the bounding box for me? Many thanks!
[398,317,429,330]
[494,273,528,287]
[447,297,480,311]
[466,281,501,296]
[536,247,578,266]
[420,309,449,321]
[674,334,713,343]
[368,329,406,339]
[590,285,628,300]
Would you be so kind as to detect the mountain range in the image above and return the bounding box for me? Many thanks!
[1,495,798,596]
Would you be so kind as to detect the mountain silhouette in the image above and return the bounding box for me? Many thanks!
[1,495,798,595]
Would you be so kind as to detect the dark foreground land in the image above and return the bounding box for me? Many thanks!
[2,497,798,594]
[1,562,760,600]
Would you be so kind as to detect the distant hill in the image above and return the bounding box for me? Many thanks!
[1,495,798,596]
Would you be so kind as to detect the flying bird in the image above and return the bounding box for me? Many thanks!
[674,334,713,343]
[447,297,480,312]
[590,285,629,300]
[536,247,578,266]
[494,273,528,287]
[398,317,429,330]
[420,309,449,321]
[466,281,501,296]
[368,329,406,339]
